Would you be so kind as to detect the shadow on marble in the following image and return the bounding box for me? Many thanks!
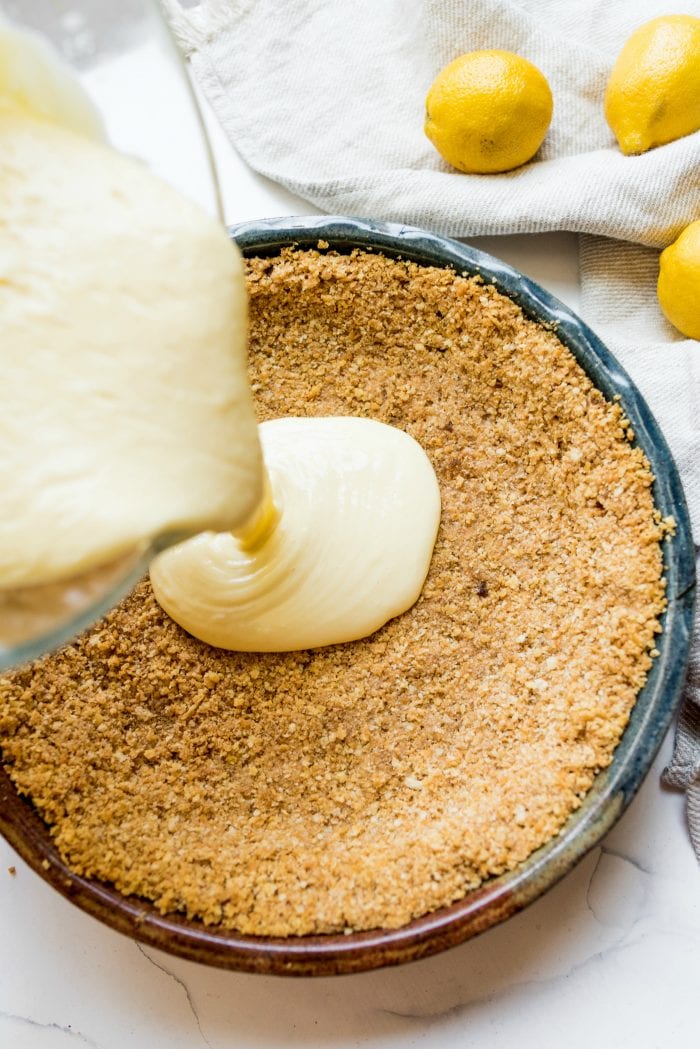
[122,833,651,1045]
[4,741,698,1049]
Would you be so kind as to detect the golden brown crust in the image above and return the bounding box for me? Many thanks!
[0,249,666,936]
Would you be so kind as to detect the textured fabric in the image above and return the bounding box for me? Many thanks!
[578,238,700,540]
[166,0,700,246]
[165,0,699,857]
[662,613,700,856]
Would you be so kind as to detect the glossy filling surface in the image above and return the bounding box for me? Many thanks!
[151,417,440,652]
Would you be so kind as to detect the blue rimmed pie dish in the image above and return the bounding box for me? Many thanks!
[0,216,694,976]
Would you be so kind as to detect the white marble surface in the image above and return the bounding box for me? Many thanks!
[2,75,699,1049]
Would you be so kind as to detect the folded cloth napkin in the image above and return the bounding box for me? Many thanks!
[165,0,699,853]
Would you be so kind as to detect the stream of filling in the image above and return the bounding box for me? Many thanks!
[0,18,440,652]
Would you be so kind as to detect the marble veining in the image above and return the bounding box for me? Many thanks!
[0,1010,104,1048]
[374,849,653,1025]
[134,944,213,1049]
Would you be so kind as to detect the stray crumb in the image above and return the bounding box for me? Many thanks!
[0,249,666,937]
[8,866,16,876]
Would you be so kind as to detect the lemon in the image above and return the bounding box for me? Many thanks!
[424,50,553,174]
[604,15,700,155]
[658,221,700,340]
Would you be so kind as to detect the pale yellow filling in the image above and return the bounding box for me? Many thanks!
[0,22,440,651]
[0,17,104,139]
[0,111,262,589]
[151,418,441,651]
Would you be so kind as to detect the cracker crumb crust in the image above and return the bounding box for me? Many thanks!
[0,249,666,936]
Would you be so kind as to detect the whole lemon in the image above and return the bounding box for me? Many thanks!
[658,220,700,340]
[424,50,553,174]
[604,14,700,155]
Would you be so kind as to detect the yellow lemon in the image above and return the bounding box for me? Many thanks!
[604,14,700,155]
[658,220,700,340]
[424,50,553,174]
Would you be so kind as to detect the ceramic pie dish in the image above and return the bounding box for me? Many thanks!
[0,217,695,976]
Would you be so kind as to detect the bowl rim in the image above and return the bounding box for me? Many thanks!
[1,215,695,977]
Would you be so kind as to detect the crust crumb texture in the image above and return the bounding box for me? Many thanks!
[0,250,666,936]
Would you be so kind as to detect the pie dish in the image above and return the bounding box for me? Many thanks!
[0,217,694,975]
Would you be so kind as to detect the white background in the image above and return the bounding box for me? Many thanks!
[1,71,699,1049]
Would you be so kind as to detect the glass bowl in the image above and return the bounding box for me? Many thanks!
[0,0,221,670]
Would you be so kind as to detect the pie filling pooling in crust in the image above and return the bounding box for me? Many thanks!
[0,248,668,937]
